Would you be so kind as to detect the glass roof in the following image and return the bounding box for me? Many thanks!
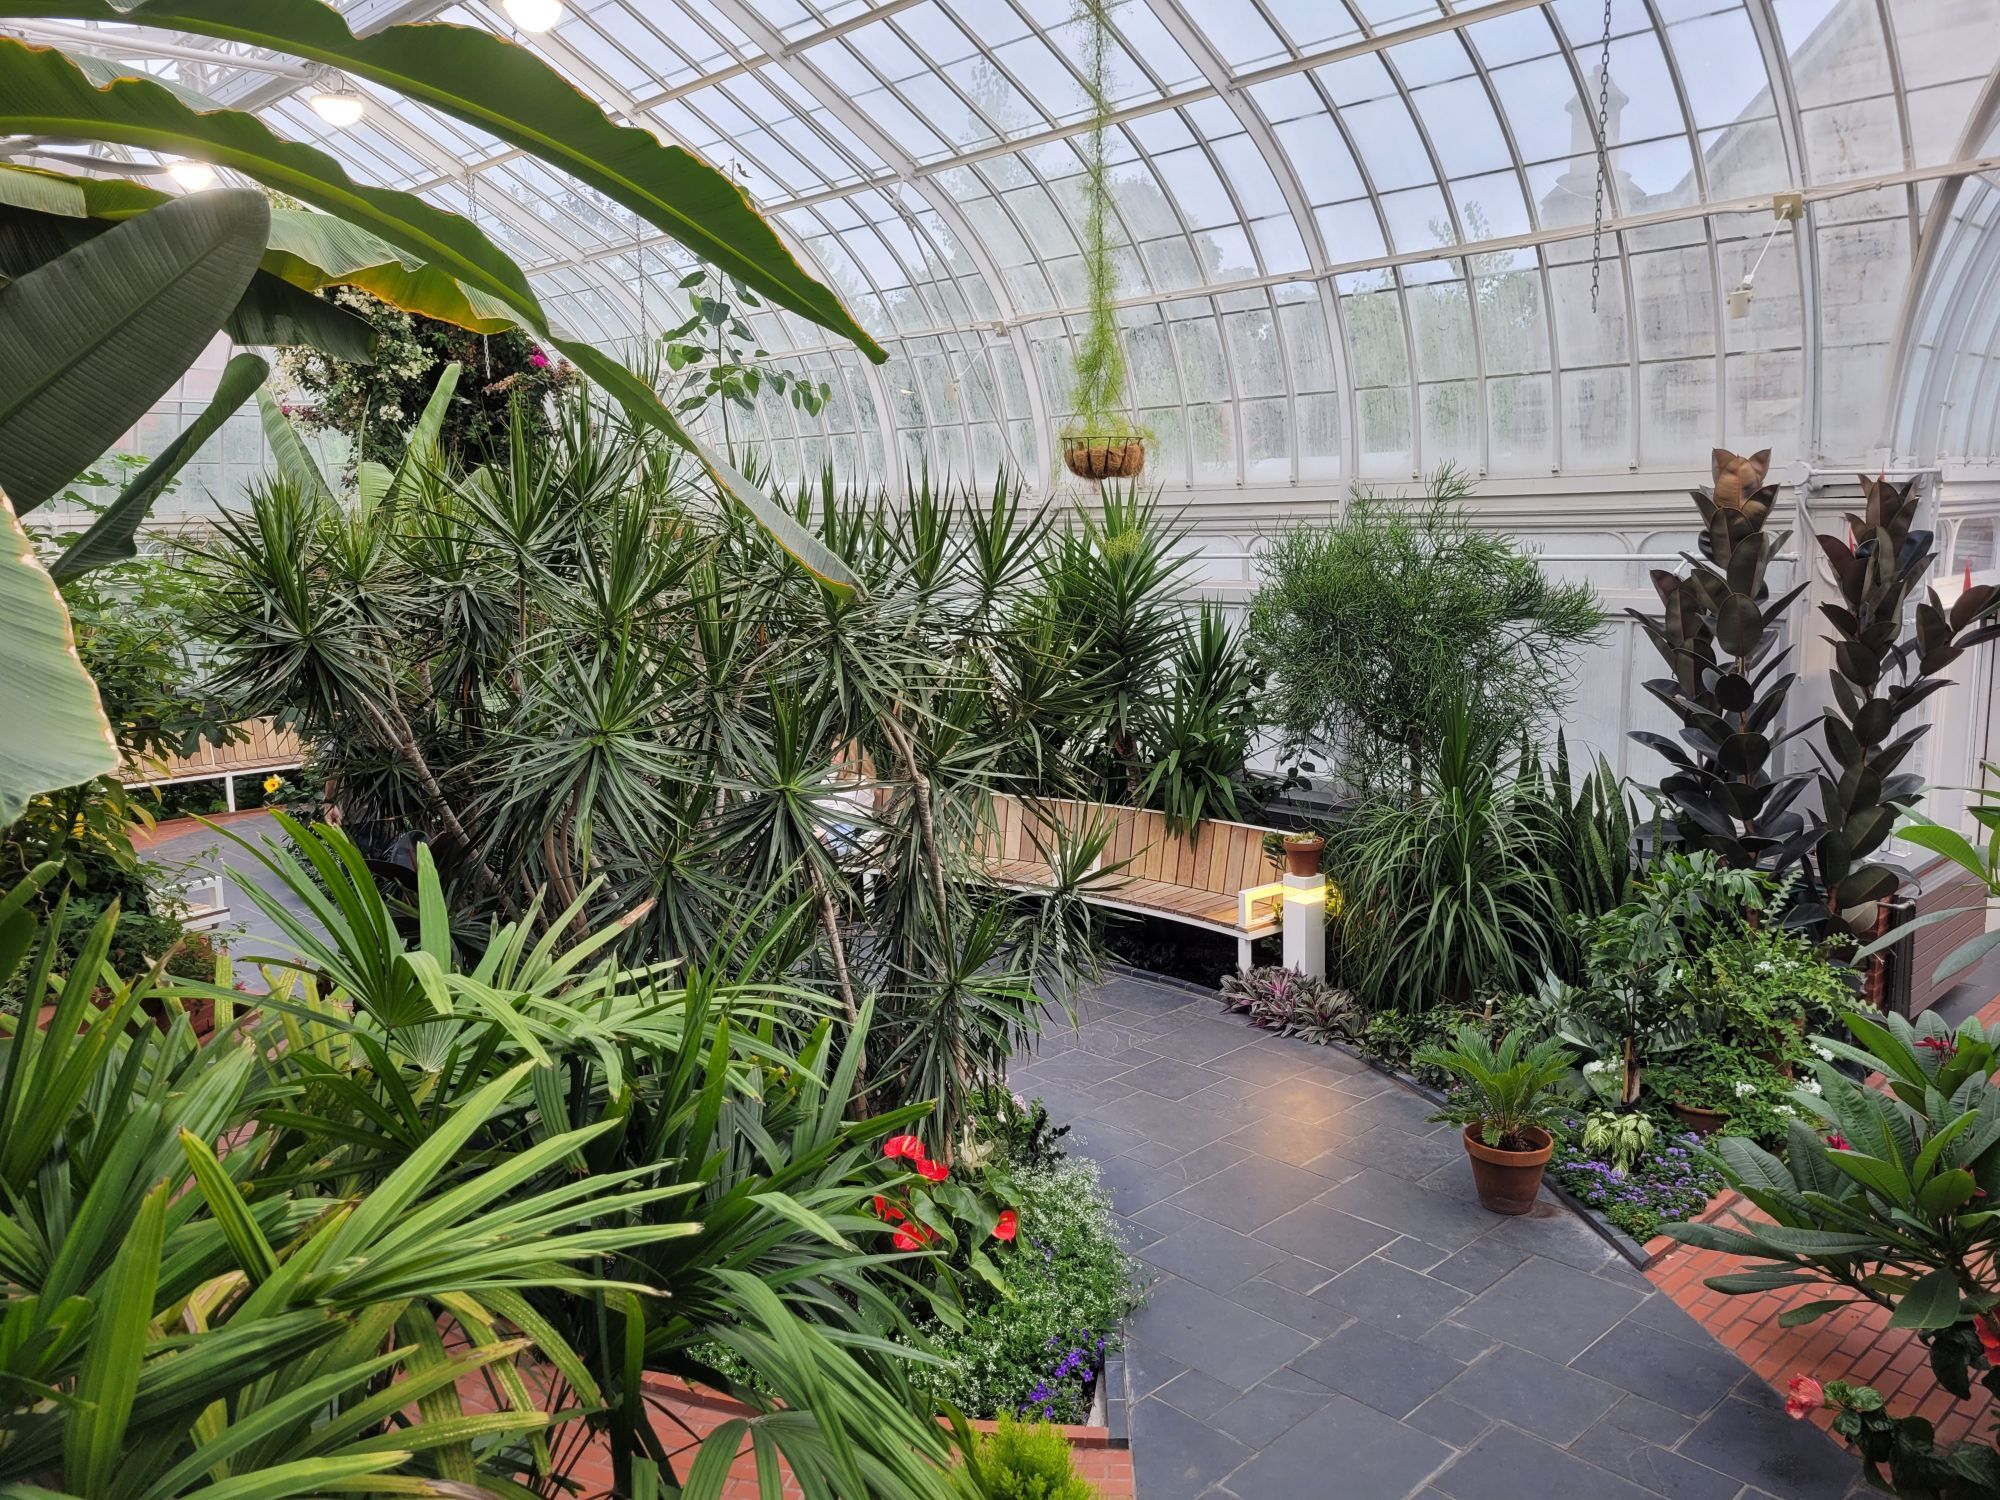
[35,0,2000,492]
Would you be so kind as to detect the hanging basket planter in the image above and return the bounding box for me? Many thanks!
[1062,436,1147,481]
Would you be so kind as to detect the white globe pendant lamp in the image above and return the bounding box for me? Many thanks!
[310,77,366,128]
[166,158,216,191]
[502,0,563,32]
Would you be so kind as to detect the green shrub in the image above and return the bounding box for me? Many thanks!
[960,1415,1099,1500]
[910,1158,1142,1423]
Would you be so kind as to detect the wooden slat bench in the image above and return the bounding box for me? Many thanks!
[123,717,307,810]
[975,794,1289,972]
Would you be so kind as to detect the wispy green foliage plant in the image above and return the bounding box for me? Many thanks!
[1062,0,1144,446]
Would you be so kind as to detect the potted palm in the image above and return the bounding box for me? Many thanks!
[1061,0,1148,481]
[1415,1026,1575,1215]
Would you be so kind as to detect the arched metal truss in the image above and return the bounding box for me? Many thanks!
[13,0,2000,495]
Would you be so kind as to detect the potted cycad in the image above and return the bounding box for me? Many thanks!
[1415,1026,1575,1215]
[1061,0,1148,481]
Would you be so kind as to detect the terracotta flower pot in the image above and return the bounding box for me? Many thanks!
[1668,1100,1730,1136]
[1283,836,1323,877]
[1063,437,1146,481]
[1460,1125,1552,1215]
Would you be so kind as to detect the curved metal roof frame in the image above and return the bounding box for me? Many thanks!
[17,0,2000,496]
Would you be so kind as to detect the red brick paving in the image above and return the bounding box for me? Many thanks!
[457,1366,1134,1498]
[1643,994,2000,1449]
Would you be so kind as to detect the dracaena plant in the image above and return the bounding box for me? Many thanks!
[1664,1010,2000,1498]
[1630,447,1816,873]
[1809,473,2000,936]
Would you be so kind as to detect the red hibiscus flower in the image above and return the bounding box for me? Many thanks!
[915,1157,949,1183]
[1825,1133,1850,1151]
[1784,1374,1824,1421]
[992,1209,1018,1242]
[883,1135,925,1161]
[1979,1316,2000,1360]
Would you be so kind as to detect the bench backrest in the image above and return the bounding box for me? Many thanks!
[979,794,1281,895]
[124,717,305,785]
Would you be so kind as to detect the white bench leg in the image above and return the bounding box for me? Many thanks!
[1236,936,1252,974]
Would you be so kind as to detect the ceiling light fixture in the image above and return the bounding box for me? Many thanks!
[501,0,563,32]
[166,158,216,191]
[310,75,366,128]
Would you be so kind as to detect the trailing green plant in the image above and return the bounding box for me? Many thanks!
[1249,467,1603,796]
[1329,699,1566,1013]
[1414,1024,1575,1149]
[1809,473,2000,937]
[1060,0,1144,449]
[956,1414,1101,1500]
[1134,604,1263,834]
[1629,446,1815,873]
[1667,1010,2000,1497]
[659,266,832,449]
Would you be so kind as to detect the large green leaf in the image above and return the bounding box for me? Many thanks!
[256,384,331,501]
[0,183,266,512]
[10,0,885,361]
[0,490,120,824]
[0,40,859,591]
[49,350,267,583]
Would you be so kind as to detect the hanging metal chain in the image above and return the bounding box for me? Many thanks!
[1588,0,1614,313]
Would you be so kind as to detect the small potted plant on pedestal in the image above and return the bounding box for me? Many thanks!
[1281,831,1323,877]
[1415,1025,1575,1215]
[1061,0,1148,482]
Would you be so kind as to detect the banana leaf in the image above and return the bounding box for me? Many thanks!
[4,0,886,361]
[0,491,120,824]
[49,351,267,583]
[0,197,375,359]
[0,183,266,513]
[0,40,858,589]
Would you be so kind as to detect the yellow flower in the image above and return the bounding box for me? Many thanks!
[263,775,283,795]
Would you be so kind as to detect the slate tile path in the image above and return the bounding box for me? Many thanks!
[1012,974,1865,1500]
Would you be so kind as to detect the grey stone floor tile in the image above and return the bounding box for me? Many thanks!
[1430,1424,1658,1500]
[1164,1155,1342,1231]
[1123,1341,1187,1400]
[1380,1235,1454,1272]
[1570,1422,1743,1500]
[1208,1374,1334,1450]
[1489,1197,1623,1273]
[1142,1019,1278,1066]
[1573,1317,1752,1418]
[1440,1343,1623,1444]
[1093,1154,1202,1214]
[1222,1111,1362,1169]
[1311,1254,1471,1337]
[1122,1055,1235,1100]
[1316,1169,1503,1252]
[1414,1318,1501,1365]
[1289,1317,1464,1418]
[1594,1391,1699,1446]
[1157,1367,1244,1421]
[1451,1253,1646,1362]
[1309,1121,1467,1179]
[1251,1200,1402,1271]
[1427,1237,1531,1294]
[1676,1396,1859,1500]
[1132,1274,1316,1391]
[1223,1272,1356,1339]
[1139,1214,1286,1292]
[1222,1395,1454,1500]
[1202,1042,1311,1082]
[1405,1394,1493,1448]
[1130,1395,1251,1500]
[1242,1073,1356,1124]
[1255,1253,1336,1294]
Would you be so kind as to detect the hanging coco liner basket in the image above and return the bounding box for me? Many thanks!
[1063,436,1147,481]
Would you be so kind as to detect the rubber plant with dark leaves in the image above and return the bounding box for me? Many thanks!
[1664,1010,2000,1498]
[1808,473,2000,938]
[1630,447,1816,873]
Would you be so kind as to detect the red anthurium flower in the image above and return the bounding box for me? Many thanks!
[892,1221,935,1251]
[883,1134,924,1161]
[992,1209,1018,1242]
[872,1195,905,1223]
[1784,1374,1824,1421]
[915,1157,949,1183]
[1825,1133,1850,1151]
[1979,1317,2000,1359]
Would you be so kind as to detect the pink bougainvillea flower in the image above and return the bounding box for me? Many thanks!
[992,1209,1018,1242]
[528,350,551,369]
[915,1156,949,1183]
[1784,1375,1825,1421]
[1978,1316,2000,1359]
[882,1135,924,1161]
[1825,1133,1850,1151]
